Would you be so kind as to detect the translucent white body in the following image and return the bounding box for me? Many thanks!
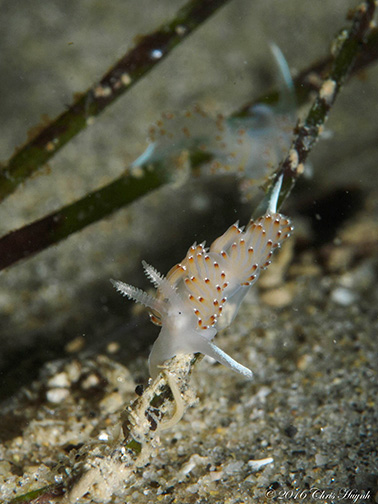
[111,212,293,379]
[131,45,296,200]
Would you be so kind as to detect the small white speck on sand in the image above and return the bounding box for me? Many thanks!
[331,287,357,306]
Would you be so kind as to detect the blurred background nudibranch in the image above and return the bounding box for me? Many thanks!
[132,45,297,201]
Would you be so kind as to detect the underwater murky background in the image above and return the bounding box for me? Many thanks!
[0,1,377,502]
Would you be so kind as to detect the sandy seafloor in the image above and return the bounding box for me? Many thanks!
[0,1,377,503]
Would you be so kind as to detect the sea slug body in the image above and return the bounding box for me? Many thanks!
[131,45,296,200]
[111,212,293,380]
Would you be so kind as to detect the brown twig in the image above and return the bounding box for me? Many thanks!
[254,0,376,217]
[0,0,232,203]
[0,164,172,270]
[0,4,376,272]
[235,27,378,116]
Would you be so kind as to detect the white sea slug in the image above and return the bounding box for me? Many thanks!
[131,45,296,200]
[111,205,292,381]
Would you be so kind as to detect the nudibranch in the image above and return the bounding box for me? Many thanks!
[131,45,296,200]
[111,188,293,380]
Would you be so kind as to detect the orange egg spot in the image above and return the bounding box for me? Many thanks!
[182,126,191,138]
